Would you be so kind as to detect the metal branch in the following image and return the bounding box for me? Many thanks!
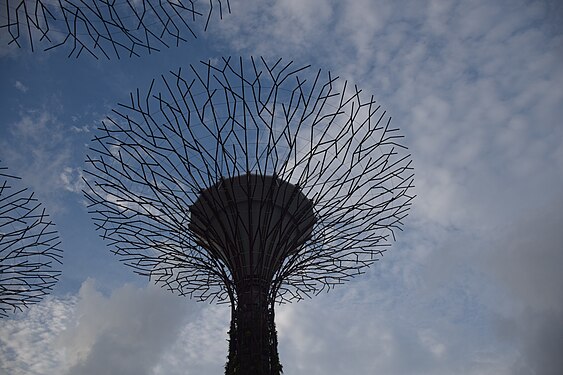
[1,0,231,59]
[0,161,63,318]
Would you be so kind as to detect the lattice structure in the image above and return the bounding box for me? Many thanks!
[0,0,231,59]
[84,57,415,374]
[0,162,62,318]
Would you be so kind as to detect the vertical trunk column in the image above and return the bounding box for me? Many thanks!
[234,278,272,375]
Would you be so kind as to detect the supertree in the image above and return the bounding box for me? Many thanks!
[0,0,231,59]
[0,161,63,318]
[84,57,415,374]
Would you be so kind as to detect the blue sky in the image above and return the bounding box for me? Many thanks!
[1,0,563,374]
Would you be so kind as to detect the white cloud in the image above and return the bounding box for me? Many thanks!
[0,295,75,375]
[152,304,228,375]
[62,280,193,375]
[0,108,89,213]
[14,81,28,93]
[0,279,227,375]
[60,167,86,193]
[70,125,90,133]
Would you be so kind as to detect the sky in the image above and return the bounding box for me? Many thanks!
[1,0,563,374]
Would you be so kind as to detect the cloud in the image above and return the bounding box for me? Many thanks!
[152,304,229,375]
[62,279,193,375]
[0,108,89,213]
[481,200,563,375]
[14,81,28,93]
[395,191,563,375]
[498,309,563,375]
[70,125,90,133]
[0,295,75,375]
[60,167,86,193]
[273,287,514,375]
[483,201,563,313]
[271,197,563,375]
[0,279,227,375]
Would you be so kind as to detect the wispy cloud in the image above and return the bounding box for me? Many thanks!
[0,107,89,213]
[60,167,86,193]
[70,125,90,133]
[14,81,28,93]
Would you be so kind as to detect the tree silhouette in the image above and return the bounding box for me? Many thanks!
[0,161,62,318]
[1,0,231,58]
[84,57,415,374]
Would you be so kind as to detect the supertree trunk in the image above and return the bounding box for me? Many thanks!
[227,279,282,375]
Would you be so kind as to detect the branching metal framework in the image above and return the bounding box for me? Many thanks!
[84,57,415,374]
[0,162,62,318]
[0,0,231,59]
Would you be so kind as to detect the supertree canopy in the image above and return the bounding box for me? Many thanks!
[84,57,415,374]
[0,161,62,318]
[0,0,231,59]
